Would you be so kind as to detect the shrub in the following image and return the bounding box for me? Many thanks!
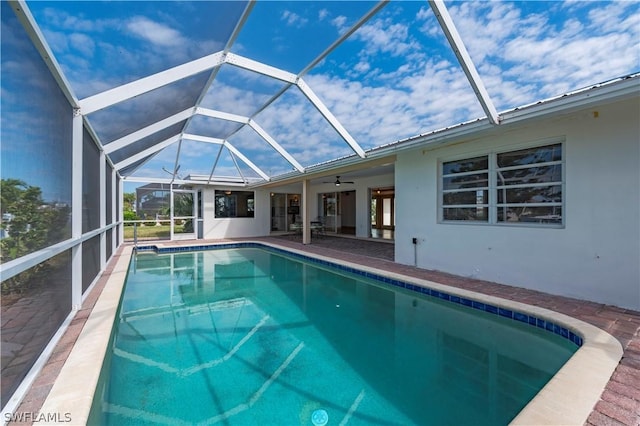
[123,210,138,225]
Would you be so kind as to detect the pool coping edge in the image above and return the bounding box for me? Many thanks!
[39,241,623,425]
[38,245,133,425]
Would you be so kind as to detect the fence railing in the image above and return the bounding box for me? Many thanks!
[123,220,173,243]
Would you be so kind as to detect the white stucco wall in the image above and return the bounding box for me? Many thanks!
[199,174,395,240]
[200,187,271,239]
[395,98,640,310]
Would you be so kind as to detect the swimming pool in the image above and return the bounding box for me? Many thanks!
[88,245,578,425]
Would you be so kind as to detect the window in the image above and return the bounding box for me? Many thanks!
[442,156,489,222]
[441,142,563,226]
[496,143,562,224]
[215,190,254,218]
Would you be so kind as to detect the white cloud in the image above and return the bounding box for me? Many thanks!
[32,7,227,98]
[126,16,187,48]
[249,89,354,166]
[305,57,485,150]
[26,1,639,180]
[281,10,308,28]
[40,29,70,54]
[355,19,419,58]
[200,71,285,117]
[331,16,349,34]
[353,60,370,74]
[586,1,637,33]
[69,33,95,58]
[445,1,640,109]
[40,7,119,33]
[443,2,530,64]
[416,6,430,21]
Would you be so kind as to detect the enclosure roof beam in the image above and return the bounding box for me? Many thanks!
[79,51,225,115]
[178,2,256,147]
[196,106,300,174]
[248,120,305,173]
[429,0,500,125]
[299,1,388,78]
[224,142,270,181]
[114,135,181,171]
[105,108,196,154]
[296,78,366,158]
[188,2,256,116]
[196,107,250,124]
[123,176,249,186]
[224,52,298,83]
[10,1,80,108]
[181,134,270,181]
[207,144,225,184]
[181,134,225,145]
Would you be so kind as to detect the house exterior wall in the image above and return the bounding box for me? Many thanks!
[200,187,271,238]
[395,97,640,310]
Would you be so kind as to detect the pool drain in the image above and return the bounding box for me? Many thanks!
[311,409,328,426]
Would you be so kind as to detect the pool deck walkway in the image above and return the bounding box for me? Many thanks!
[9,236,640,425]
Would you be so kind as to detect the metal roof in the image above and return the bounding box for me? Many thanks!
[11,0,640,187]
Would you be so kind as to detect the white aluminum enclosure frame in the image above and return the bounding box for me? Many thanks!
[104,108,195,154]
[181,133,271,181]
[17,0,508,192]
[79,52,226,115]
[76,51,368,184]
[428,0,499,125]
[9,0,619,270]
[110,109,299,178]
[5,0,638,420]
[71,0,502,188]
[170,188,198,241]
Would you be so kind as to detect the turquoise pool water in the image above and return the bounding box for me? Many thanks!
[90,246,577,425]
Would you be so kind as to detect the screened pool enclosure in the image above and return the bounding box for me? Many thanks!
[1,0,639,416]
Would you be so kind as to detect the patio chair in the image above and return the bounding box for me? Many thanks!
[311,217,326,238]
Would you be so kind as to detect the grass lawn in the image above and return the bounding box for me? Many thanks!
[123,224,185,239]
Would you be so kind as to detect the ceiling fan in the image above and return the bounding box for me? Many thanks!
[323,176,354,187]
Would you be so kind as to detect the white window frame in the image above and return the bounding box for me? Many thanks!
[439,139,565,228]
[441,155,490,223]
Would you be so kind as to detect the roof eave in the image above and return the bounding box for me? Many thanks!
[500,73,640,125]
[371,73,640,158]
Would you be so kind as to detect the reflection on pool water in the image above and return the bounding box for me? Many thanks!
[89,247,577,425]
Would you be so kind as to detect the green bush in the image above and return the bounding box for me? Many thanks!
[123,210,138,224]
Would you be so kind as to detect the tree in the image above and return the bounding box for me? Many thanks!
[123,192,136,212]
[1,179,70,262]
[122,192,138,225]
[1,179,71,295]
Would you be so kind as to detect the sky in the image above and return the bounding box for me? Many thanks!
[3,0,639,196]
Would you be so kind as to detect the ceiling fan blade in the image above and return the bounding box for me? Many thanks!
[320,176,355,185]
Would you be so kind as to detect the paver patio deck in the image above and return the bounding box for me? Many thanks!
[7,236,640,425]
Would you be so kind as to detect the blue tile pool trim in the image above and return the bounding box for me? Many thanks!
[135,242,583,347]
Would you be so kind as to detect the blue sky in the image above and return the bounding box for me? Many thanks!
[3,1,639,196]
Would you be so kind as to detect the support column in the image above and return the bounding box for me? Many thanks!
[114,170,120,251]
[71,109,83,309]
[99,151,106,269]
[302,179,311,245]
[169,183,174,240]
